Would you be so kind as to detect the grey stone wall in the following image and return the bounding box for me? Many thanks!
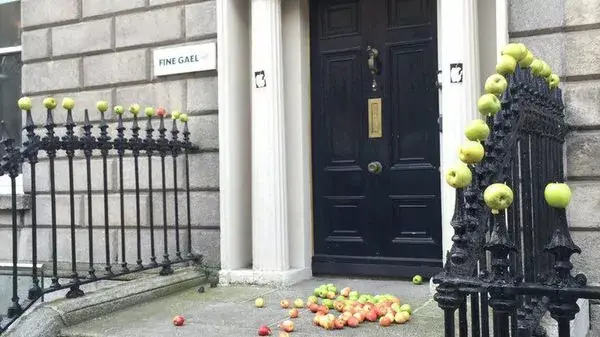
[12,0,220,271]
[509,0,600,330]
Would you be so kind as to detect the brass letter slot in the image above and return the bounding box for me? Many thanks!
[368,98,382,138]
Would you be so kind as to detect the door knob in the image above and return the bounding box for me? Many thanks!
[367,161,383,174]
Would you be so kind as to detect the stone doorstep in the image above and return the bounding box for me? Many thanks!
[3,266,208,337]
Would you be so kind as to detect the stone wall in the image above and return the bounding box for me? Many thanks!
[509,0,600,330]
[9,0,220,271]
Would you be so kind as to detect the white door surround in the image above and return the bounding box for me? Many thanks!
[217,0,506,286]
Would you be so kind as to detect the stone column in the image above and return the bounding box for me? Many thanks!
[250,0,290,272]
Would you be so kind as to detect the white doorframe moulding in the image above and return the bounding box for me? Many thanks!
[218,0,504,286]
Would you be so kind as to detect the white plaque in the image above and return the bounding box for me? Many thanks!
[153,42,216,77]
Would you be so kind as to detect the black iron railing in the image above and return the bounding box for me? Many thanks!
[0,99,200,332]
[434,55,600,336]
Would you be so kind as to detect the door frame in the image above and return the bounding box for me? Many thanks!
[216,0,508,285]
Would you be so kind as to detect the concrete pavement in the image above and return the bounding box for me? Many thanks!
[59,277,445,337]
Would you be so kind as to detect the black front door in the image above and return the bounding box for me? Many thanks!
[310,0,443,278]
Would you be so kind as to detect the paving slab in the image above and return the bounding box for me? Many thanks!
[60,277,445,337]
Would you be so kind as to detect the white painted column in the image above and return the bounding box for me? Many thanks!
[439,0,481,256]
[217,0,252,275]
[250,0,290,272]
[282,0,312,272]
[495,0,509,55]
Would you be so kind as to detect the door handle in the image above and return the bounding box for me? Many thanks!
[366,46,380,75]
[367,161,383,174]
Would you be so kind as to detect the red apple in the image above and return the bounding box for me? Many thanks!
[334,318,345,329]
[347,316,359,327]
[379,316,393,327]
[258,324,272,336]
[156,107,167,118]
[279,320,294,332]
[289,308,299,318]
[172,315,185,326]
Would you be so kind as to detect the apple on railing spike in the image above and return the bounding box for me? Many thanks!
[145,107,155,118]
[62,97,75,111]
[496,54,517,75]
[519,50,534,68]
[18,97,32,111]
[539,60,552,78]
[501,43,527,62]
[178,113,189,123]
[445,162,472,189]
[484,74,508,96]
[530,59,544,76]
[465,119,490,142]
[171,110,181,120]
[547,74,560,89]
[459,141,485,164]
[477,93,501,116]
[96,100,109,113]
[43,97,57,110]
[114,105,125,116]
[544,182,572,209]
[484,183,514,214]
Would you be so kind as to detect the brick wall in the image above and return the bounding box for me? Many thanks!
[14,0,220,269]
[509,0,600,328]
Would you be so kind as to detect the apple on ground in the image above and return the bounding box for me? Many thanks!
[379,316,393,327]
[496,54,517,75]
[172,315,185,326]
[465,119,490,141]
[501,43,527,61]
[289,308,299,318]
[347,316,359,327]
[459,140,485,164]
[278,332,290,337]
[279,320,294,332]
[280,299,290,309]
[258,324,272,336]
[255,297,266,308]
[340,287,351,297]
[412,274,423,285]
[334,318,345,329]
[484,73,508,96]
[293,298,304,308]
[544,182,572,208]
[400,304,412,314]
[477,93,501,116]
[484,183,514,214]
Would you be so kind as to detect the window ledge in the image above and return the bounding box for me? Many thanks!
[0,194,31,211]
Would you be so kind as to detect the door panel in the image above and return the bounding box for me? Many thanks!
[311,0,442,278]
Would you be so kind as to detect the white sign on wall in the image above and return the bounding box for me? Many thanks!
[153,42,216,77]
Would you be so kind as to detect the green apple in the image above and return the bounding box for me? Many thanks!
[62,97,75,110]
[317,288,327,298]
[96,100,109,112]
[17,97,32,111]
[484,74,508,96]
[336,295,345,302]
[477,93,501,116]
[43,97,57,110]
[412,275,423,285]
[145,106,155,117]
[484,183,514,214]
[459,140,485,164]
[255,297,265,308]
[129,104,141,115]
[496,54,517,75]
[322,299,334,309]
[501,43,527,61]
[327,285,337,293]
[114,105,125,115]
[293,298,304,308]
[171,110,181,120]
[530,59,544,76]
[519,50,534,68]
[547,74,560,89]
[179,113,189,123]
[544,182,572,208]
[308,295,318,303]
[399,304,412,314]
[540,60,552,78]
[313,287,320,296]
[465,119,490,142]
[391,303,401,312]
[445,162,473,189]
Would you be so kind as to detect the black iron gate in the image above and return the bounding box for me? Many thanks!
[434,62,600,336]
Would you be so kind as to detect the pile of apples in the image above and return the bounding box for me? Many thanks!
[445,42,570,213]
[255,283,414,335]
